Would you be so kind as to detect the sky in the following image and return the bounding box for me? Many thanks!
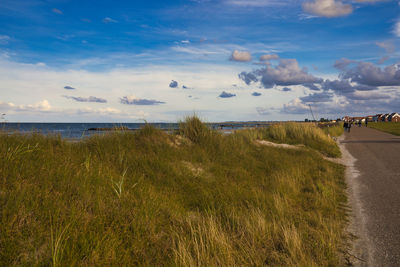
[0,0,400,122]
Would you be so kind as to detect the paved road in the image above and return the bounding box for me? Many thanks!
[341,126,400,266]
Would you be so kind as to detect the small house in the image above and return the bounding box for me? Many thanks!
[389,113,400,122]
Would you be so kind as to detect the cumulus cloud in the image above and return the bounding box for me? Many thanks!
[230,50,252,62]
[282,98,310,114]
[120,96,165,105]
[103,17,118,23]
[260,54,279,61]
[394,21,400,37]
[169,80,178,88]
[0,100,52,113]
[0,35,10,44]
[63,95,107,103]
[252,92,262,96]
[302,0,352,18]
[300,91,334,103]
[322,79,376,95]
[239,59,322,88]
[339,61,400,86]
[52,8,62,14]
[302,83,320,91]
[64,85,76,90]
[219,91,236,98]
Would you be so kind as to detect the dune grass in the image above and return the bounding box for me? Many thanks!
[0,117,347,266]
[237,122,342,158]
[368,122,400,136]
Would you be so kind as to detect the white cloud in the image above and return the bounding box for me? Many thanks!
[0,35,11,44]
[103,17,118,23]
[302,0,353,18]
[0,100,52,113]
[394,21,400,37]
[230,50,252,62]
[260,54,279,61]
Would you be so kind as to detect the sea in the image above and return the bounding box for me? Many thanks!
[1,122,271,139]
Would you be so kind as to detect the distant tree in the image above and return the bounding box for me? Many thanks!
[305,118,309,122]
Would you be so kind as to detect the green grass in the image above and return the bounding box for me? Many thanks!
[0,117,348,266]
[368,122,400,136]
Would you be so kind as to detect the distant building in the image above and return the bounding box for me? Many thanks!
[373,114,382,122]
[389,113,400,122]
[383,113,390,122]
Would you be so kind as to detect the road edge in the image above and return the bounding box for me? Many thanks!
[338,134,372,266]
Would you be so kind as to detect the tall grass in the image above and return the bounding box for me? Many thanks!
[0,117,347,266]
[237,122,341,157]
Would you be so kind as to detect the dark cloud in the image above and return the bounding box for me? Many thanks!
[282,87,292,92]
[333,58,355,70]
[219,91,236,98]
[120,96,165,105]
[300,91,334,103]
[169,80,178,88]
[322,79,376,95]
[63,96,107,103]
[339,61,400,86]
[239,59,322,88]
[238,71,258,85]
[64,86,75,90]
[302,83,320,91]
[252,92,262,96]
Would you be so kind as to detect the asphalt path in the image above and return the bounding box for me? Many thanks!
[341,126,400,266]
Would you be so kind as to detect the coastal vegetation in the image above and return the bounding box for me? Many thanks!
[0,117,347,266]
[368,122,400,136]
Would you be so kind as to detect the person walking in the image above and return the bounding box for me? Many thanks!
[365,118,368,127]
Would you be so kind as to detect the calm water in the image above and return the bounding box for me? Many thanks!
[1,122,271,139]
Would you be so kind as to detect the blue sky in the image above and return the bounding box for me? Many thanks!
[1,0,400,122]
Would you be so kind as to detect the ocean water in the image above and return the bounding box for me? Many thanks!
[1,122,271,139]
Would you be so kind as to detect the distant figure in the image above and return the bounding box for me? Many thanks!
[343,121,348,132]
[348,121,352,132]
[365,119,368,127]
[358,121,362,127]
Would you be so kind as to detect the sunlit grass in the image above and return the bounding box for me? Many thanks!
[368,122,400,136]
[0,117,347,266]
